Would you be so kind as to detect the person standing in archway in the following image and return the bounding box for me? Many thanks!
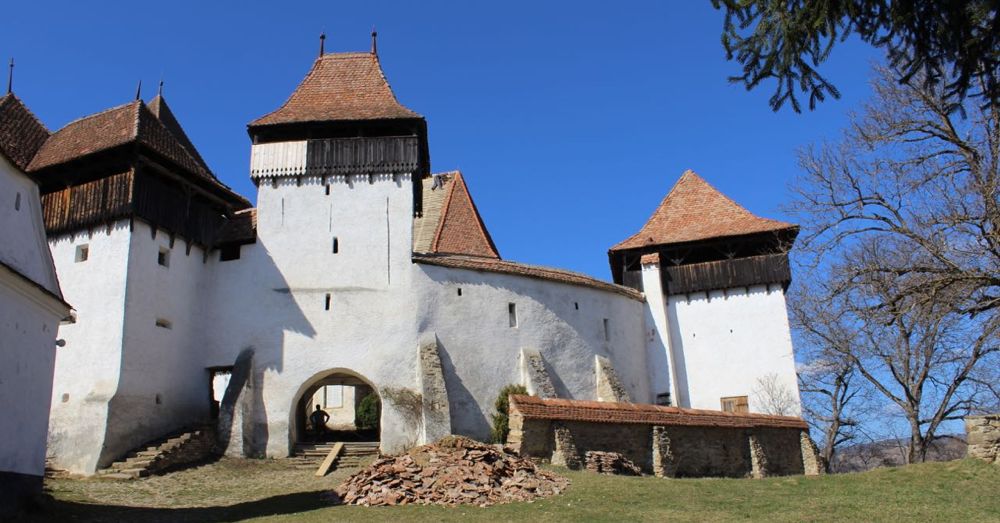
[310,404,330,440]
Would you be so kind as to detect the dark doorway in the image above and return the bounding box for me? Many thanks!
[293,372,380,443]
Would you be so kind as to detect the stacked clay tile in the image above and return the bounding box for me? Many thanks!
[584,451,642,476]
[335,436,568,506]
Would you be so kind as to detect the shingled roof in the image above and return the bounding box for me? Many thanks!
[147,94,212,175]
[249,52,421,128]
[611,170,796,251]
[413,171,499,259]
[0,94,50,171]
[28,100,212,178]
[510,395,808,430]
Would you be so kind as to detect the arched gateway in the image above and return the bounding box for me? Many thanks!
[290,369,381,447]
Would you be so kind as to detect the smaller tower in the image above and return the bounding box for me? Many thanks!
[610,171,800,414]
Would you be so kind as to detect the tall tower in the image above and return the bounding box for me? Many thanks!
[609,171,800,414]
[246,46,429,289]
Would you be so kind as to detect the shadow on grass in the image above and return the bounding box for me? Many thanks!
[16,490,340,522]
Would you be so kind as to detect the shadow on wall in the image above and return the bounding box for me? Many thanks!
[665,301,691,408]
[216,348,268,457]
[436,341,491,441]
[97,241,315,467]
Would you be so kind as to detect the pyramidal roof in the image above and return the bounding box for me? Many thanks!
[147,94,212,175]
[413,171,500,259]
[29,99,211,179]
[249,52,421,128]
[611,170,796,250]
[0,94,50,171]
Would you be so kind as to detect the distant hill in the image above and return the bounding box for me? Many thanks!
[831,436,967,473]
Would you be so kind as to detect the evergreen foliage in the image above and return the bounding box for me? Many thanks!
[711,1,1000,112]
[355,393,380,430]
[490,384,529,444]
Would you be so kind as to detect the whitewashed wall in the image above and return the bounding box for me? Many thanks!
[413,264,650,441]
[99,221,215,467]
[0,154,66,481]
[0,154,60,293]
[666,283,801,414]
[198,167,423,457]
[47,223,131,473]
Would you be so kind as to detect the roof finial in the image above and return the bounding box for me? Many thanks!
[158,78,164,97]
[371,26,378,55]
[135,80,142,101]
[319,32,326,57]
[6,57,13,94]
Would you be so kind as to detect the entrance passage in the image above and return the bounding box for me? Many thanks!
[294,371,380,443]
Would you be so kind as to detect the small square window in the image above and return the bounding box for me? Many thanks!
[158,247,170,267]
[75,245,89,263]
[155,318,172,329]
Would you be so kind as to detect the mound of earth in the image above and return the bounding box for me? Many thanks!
[334,436,568,506]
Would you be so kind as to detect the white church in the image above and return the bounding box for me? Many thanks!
[4,41,802,476]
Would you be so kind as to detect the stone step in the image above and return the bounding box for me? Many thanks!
[100,473,137,480]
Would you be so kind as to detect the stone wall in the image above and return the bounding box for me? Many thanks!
[418,337,451,443]
[965,414,1000,464]
[508,395,818,478]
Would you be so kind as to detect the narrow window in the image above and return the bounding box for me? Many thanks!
[75,245,89,263]
[158,247,170,267]
[332,237,339,254]
[457,288,463,297]
[603,318,610,341]
[655,392,672,406]
[155,318,172,329]
[14,192,20,211]
[508,303,518,328]
[325,184,331,195]
[324,293,331,311]
[574,302,579,310]
[721,396,749,414]
[155,394,162,405]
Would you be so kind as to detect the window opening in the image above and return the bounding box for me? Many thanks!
[508,303,518,328]
[158,247,170,267]
[324,293,331,311]
[457,288,462,296]
[75,245,89,263]
[332,237,339,254]
[603,318,610,341]
[14,192,20,211]
[155,318,173,329]
[220,244,241,261]
[721,396,749,414]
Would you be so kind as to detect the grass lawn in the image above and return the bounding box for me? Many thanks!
[19,458,999,522]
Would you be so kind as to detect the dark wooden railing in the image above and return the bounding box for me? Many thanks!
[663,253,791,295]
[306,136,420,174]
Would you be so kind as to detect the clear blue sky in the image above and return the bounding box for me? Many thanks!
[3,1,880,280]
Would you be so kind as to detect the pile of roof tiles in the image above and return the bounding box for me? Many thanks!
[335,436,568,507]
[584,451,642,476]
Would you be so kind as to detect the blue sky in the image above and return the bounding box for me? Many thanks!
[2,1,880,280]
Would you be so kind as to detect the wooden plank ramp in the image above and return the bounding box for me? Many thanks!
[315,442,344,477]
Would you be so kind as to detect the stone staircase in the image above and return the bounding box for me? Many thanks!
[290,441,379,471]
[97,425,215,480]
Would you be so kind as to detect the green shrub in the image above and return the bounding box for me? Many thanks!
[355,393,380,429]
[490,384,529,443]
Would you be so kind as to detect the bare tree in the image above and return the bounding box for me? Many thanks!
[751,372,798,416]
[790,65,1000,464]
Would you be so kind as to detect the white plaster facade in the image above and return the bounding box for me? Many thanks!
[35,51,803,475]
[0,150,71,488]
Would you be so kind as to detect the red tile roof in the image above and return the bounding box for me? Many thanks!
[510,395,808,430]
[249,52,421,128]
[0,94,50,171]
[611,170,796,251]
[147,94,212,175]
[414,171,499,259]
[413,253,643,300]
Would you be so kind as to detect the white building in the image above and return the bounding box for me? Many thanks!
[0,93,73,512]
[12,45,801,475]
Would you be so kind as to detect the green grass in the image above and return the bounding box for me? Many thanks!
[20,458,1000,522]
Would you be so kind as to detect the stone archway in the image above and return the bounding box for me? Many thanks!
[291,369,381,445]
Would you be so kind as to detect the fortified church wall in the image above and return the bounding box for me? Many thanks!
[15,42,804,475]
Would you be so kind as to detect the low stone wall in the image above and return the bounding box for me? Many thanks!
[965,414,1000,464]
[508,395,821,478]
